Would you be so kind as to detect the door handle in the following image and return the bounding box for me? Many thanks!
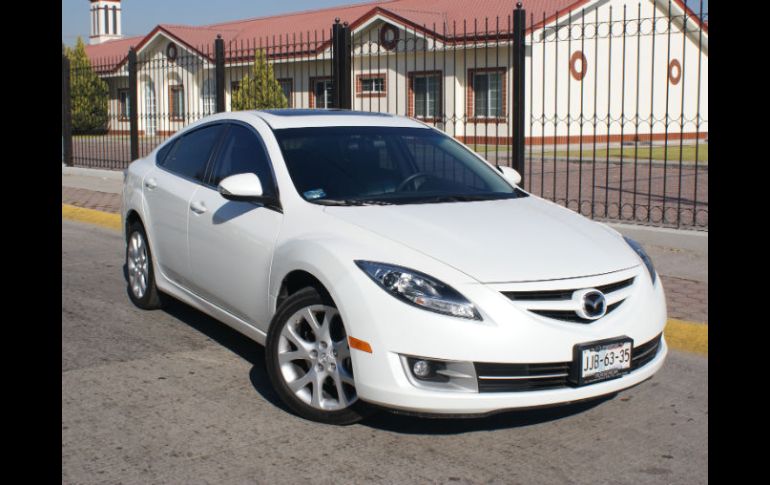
[190,201,208,214]
[144,177,158,190]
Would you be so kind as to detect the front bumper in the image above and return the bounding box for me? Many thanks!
[358,337,666,415]
[336,264,667,415]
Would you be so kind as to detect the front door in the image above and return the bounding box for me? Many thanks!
[187,122,283,330]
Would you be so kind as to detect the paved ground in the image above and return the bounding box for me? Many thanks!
[63,186,121,213]
[62,219,708,484]
[70,136,708,230]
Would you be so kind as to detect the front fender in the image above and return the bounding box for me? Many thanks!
[269,237,368,320]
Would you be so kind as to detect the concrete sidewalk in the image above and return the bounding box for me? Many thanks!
[62,166,707,323]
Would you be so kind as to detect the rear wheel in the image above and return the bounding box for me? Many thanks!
[265,287,373,424]
[125,221,162,310]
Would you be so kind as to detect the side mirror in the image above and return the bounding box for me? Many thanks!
[218,173,264,201]
[498,166,522,186]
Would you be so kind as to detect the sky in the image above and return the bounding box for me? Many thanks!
[61,0,380,45]
[62,0,708,47]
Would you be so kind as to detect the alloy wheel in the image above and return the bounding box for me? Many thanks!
[127,231,149,299]
[277,305,357,411]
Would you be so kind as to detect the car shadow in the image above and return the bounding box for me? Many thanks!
[156,295,616,433]
[158,297,291,413]
[359,394,615,434]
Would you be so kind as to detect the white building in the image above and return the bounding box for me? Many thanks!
[84,0,708,145]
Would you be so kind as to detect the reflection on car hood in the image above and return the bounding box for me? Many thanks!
[324,196,640,283]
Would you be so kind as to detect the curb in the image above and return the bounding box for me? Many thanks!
[62,166,124,179]
[664,318,708,356]
[61,203,708,356]
[609,222,708,252]
[63,204,121,232]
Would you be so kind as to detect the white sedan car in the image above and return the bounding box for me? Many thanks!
[122,109,667,424]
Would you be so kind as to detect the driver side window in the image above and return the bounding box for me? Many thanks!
[211,124,277,198]
[403,136,487,190]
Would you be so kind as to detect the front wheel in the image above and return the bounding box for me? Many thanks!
[265,287,373,424]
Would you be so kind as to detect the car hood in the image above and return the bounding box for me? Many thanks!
[323,196,640,283]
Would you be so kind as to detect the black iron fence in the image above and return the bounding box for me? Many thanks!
[62,2,707,229]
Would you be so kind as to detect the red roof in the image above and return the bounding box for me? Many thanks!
[84,0,705,71]
[84,35,143,72]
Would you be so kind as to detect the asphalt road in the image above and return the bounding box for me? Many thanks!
[62,219,708,484]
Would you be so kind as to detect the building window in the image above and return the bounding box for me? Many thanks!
[310,77,333,108]
[118,89,130,120]
[409,71,442,120]
[104,8,109,35]
[112,6,117,35]
[468,68,506,120]
[169,85,185,121]
[278,78,293,107]
[201,78,216,115]
[356,74,386,97]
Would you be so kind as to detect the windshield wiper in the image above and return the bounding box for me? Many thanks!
[313,198,394,206]
[406,194,515,204]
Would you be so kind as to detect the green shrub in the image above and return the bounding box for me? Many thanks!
[231,50,288,111]
[65,37,109,134]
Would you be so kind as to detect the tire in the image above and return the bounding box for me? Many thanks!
[265,287,374,425]
[125,221,163,310]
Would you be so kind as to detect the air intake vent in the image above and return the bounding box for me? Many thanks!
[502,277,635,323]
[503,277,635,301]
[530,301,623,323]
[474,333,662,393]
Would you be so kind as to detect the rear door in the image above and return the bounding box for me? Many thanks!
[143,123,226,287]
[187,122,283,330]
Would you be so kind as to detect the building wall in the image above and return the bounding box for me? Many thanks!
[134,35,214,136]
[99,0,707,145]
[527,0,708,144]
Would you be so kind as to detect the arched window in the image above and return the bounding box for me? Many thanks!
[144,78,157,136]
[104,8,109,35]
[201,78,216,115]
[112,6,117,35]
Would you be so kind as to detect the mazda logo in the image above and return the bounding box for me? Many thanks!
[574,289,607,320]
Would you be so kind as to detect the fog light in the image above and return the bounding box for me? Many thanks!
[401,355,478,392]
[412,360,431,378]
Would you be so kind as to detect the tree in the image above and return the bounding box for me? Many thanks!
[65,37,109,134]
[231,50,288,111]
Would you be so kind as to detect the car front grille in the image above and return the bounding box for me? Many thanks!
[475,333,663,393]
[502,276,636,323]
[630,333,662,370]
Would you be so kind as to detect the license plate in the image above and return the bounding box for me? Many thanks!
[571,337,633,386]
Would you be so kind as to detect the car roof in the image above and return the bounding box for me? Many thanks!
[247,109,429,130]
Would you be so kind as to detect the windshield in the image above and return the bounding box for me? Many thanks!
[273,126,525,205]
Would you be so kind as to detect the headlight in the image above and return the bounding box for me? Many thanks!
[355,261,482,320]
[624,237,657,284]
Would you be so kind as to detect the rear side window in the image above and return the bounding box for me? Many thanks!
[155,139,177,164]
[160,124,225,182]
[211,124,277,198]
